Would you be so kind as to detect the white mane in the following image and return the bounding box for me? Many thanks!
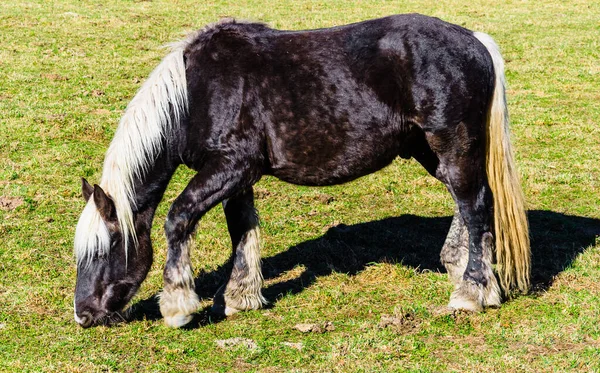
[74,36,196,267]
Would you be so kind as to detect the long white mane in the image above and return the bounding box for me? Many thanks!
[74,36,196,267]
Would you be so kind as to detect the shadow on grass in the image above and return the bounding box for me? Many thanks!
[126,210,599,326]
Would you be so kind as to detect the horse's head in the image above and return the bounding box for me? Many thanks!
[73,178,151,327]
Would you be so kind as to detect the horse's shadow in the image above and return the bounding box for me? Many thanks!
[126,210,599,326]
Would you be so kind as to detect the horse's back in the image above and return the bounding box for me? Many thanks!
[183,15,494,185]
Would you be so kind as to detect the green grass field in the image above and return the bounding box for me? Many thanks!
[1,0,599,371]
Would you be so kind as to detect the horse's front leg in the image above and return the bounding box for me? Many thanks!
[159,203,201,327]
[159,159,249,327]
[212,187,267,316]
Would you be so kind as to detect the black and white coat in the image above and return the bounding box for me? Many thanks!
[74,15,530,328]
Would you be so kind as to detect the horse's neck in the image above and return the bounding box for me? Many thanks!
[131,153,179,225]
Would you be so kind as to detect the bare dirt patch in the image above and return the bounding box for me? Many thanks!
[42,73,68,81]
[294,321,335,333]
[0,196,24,211]
[215,337,259,351]
[378,311,421,334]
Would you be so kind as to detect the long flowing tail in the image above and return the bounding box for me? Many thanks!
[475,32,531,294]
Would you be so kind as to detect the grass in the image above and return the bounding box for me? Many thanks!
[1,0,599,372]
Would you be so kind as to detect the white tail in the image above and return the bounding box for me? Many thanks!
[474,32,531,293]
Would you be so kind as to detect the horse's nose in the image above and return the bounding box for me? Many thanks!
[75,310,94,328]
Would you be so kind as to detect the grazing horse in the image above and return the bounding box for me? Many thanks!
[73,14,530,328]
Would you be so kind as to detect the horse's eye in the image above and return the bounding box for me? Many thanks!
[94,252,107,261]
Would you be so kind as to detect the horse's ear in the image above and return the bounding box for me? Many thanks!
[82,178,94,201]
[93,185,117,223]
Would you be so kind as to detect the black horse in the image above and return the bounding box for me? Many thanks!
[74,14,530,328]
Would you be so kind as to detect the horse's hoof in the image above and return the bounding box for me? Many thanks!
[211,301,242,317]
[448,288,484,312]
[448,294,484,312]
[212,283,267,317]
[159,287,200,328]
[164,314,193,328]
[225,306,242,316]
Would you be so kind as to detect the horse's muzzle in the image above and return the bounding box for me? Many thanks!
[74,310,94,328]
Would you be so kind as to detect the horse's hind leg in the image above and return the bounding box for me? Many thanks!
[440,207,470,286]
[212,187,267,316]
[410,131,470,292]
[159,157,257,327]
[446,162,500,310]
[423,125,501,311]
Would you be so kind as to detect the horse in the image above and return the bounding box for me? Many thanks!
[73,14,530,328]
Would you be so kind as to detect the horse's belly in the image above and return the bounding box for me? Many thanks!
[267,129,402,186]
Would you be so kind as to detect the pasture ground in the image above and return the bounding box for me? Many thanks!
[1,0,599,372]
